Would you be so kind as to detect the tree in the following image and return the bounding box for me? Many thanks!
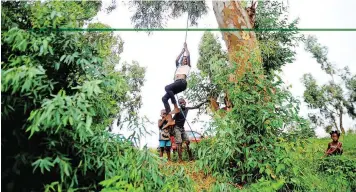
[83,23,147,136]
[254,1,303,73]
[302,35,356,134]
[185,31,228,115]
[1,1,162,191]
[113,61,147,140]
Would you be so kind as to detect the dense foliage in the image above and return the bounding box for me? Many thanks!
[129,1,208,29]
[254,0,304,74]
[1,1,185,191]
[185,32,228,116]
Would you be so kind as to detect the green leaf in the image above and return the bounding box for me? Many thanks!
[18,39,28,51]
[49,46,54,55]
[69,116,74,125]
[60,55,66,62]
[31,157,54,174]
[85,115,93,135]
[292,166,299,175]
[63,162,70,176]
[43,39,48,53]
[276,164,285,174]
[99,175,121,187]
[55,62,60,70]
[39,46,44,56]
[26,125,40,138]
[259,166,265,174]
[57,184,62,192]
[51,10,56,19]
[265,168,272,176]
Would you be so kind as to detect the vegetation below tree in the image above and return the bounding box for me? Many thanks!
[154,134,356,191]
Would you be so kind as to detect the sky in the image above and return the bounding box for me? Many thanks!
[95,0,356,148]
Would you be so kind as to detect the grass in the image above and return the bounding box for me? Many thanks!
[150,134,356,191]
[280,134,356,192]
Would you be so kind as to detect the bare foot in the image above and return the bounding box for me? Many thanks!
[169,108,180,115]
[163,120,175,129]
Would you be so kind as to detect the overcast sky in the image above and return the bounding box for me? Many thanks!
[95,0,356,148]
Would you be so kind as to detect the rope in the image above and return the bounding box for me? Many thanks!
[173,13,190,81]
[173,13,198,142]
[184,13,189,43]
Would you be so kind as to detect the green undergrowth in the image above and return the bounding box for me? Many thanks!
[224,134,356,191]
[155,134,356,192]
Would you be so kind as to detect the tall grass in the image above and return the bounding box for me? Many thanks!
[250,134,356,191]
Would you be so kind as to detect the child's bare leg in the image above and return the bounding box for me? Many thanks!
[169,104,180,115]
[177,144,183,162]
[185,141,193,161]
[163,114,175,129]
[159,147,164,158]
[166,146,171,161]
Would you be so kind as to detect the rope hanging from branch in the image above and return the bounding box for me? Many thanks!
[184,13,189,43]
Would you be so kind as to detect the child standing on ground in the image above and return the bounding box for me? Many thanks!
[325,130,343,156]
[158,109,171,161]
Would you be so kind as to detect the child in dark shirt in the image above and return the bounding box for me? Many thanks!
[325,130,343,156]
[173,98,206,162]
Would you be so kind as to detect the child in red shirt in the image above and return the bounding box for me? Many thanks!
[325,130,343,156]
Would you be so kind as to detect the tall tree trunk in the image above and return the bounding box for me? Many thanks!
[339,108,345,134]
[210,1,262,111]
[331,114,339,132]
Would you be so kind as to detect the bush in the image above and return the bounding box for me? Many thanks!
[276,136,356,192]
[193,68,304,187]
[318,156,356,189]
[1,1,184,191]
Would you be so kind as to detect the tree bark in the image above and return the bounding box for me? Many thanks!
[211,1,262,111]
[339,108,345,134]
[331,116,340,133]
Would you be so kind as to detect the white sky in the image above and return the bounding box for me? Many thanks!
[95,0,356,148]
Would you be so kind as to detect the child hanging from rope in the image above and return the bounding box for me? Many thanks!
[325,130,343,156]
[162,42,191,129]
[158,109,171,161]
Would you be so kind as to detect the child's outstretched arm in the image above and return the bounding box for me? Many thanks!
[186,100,209,110]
